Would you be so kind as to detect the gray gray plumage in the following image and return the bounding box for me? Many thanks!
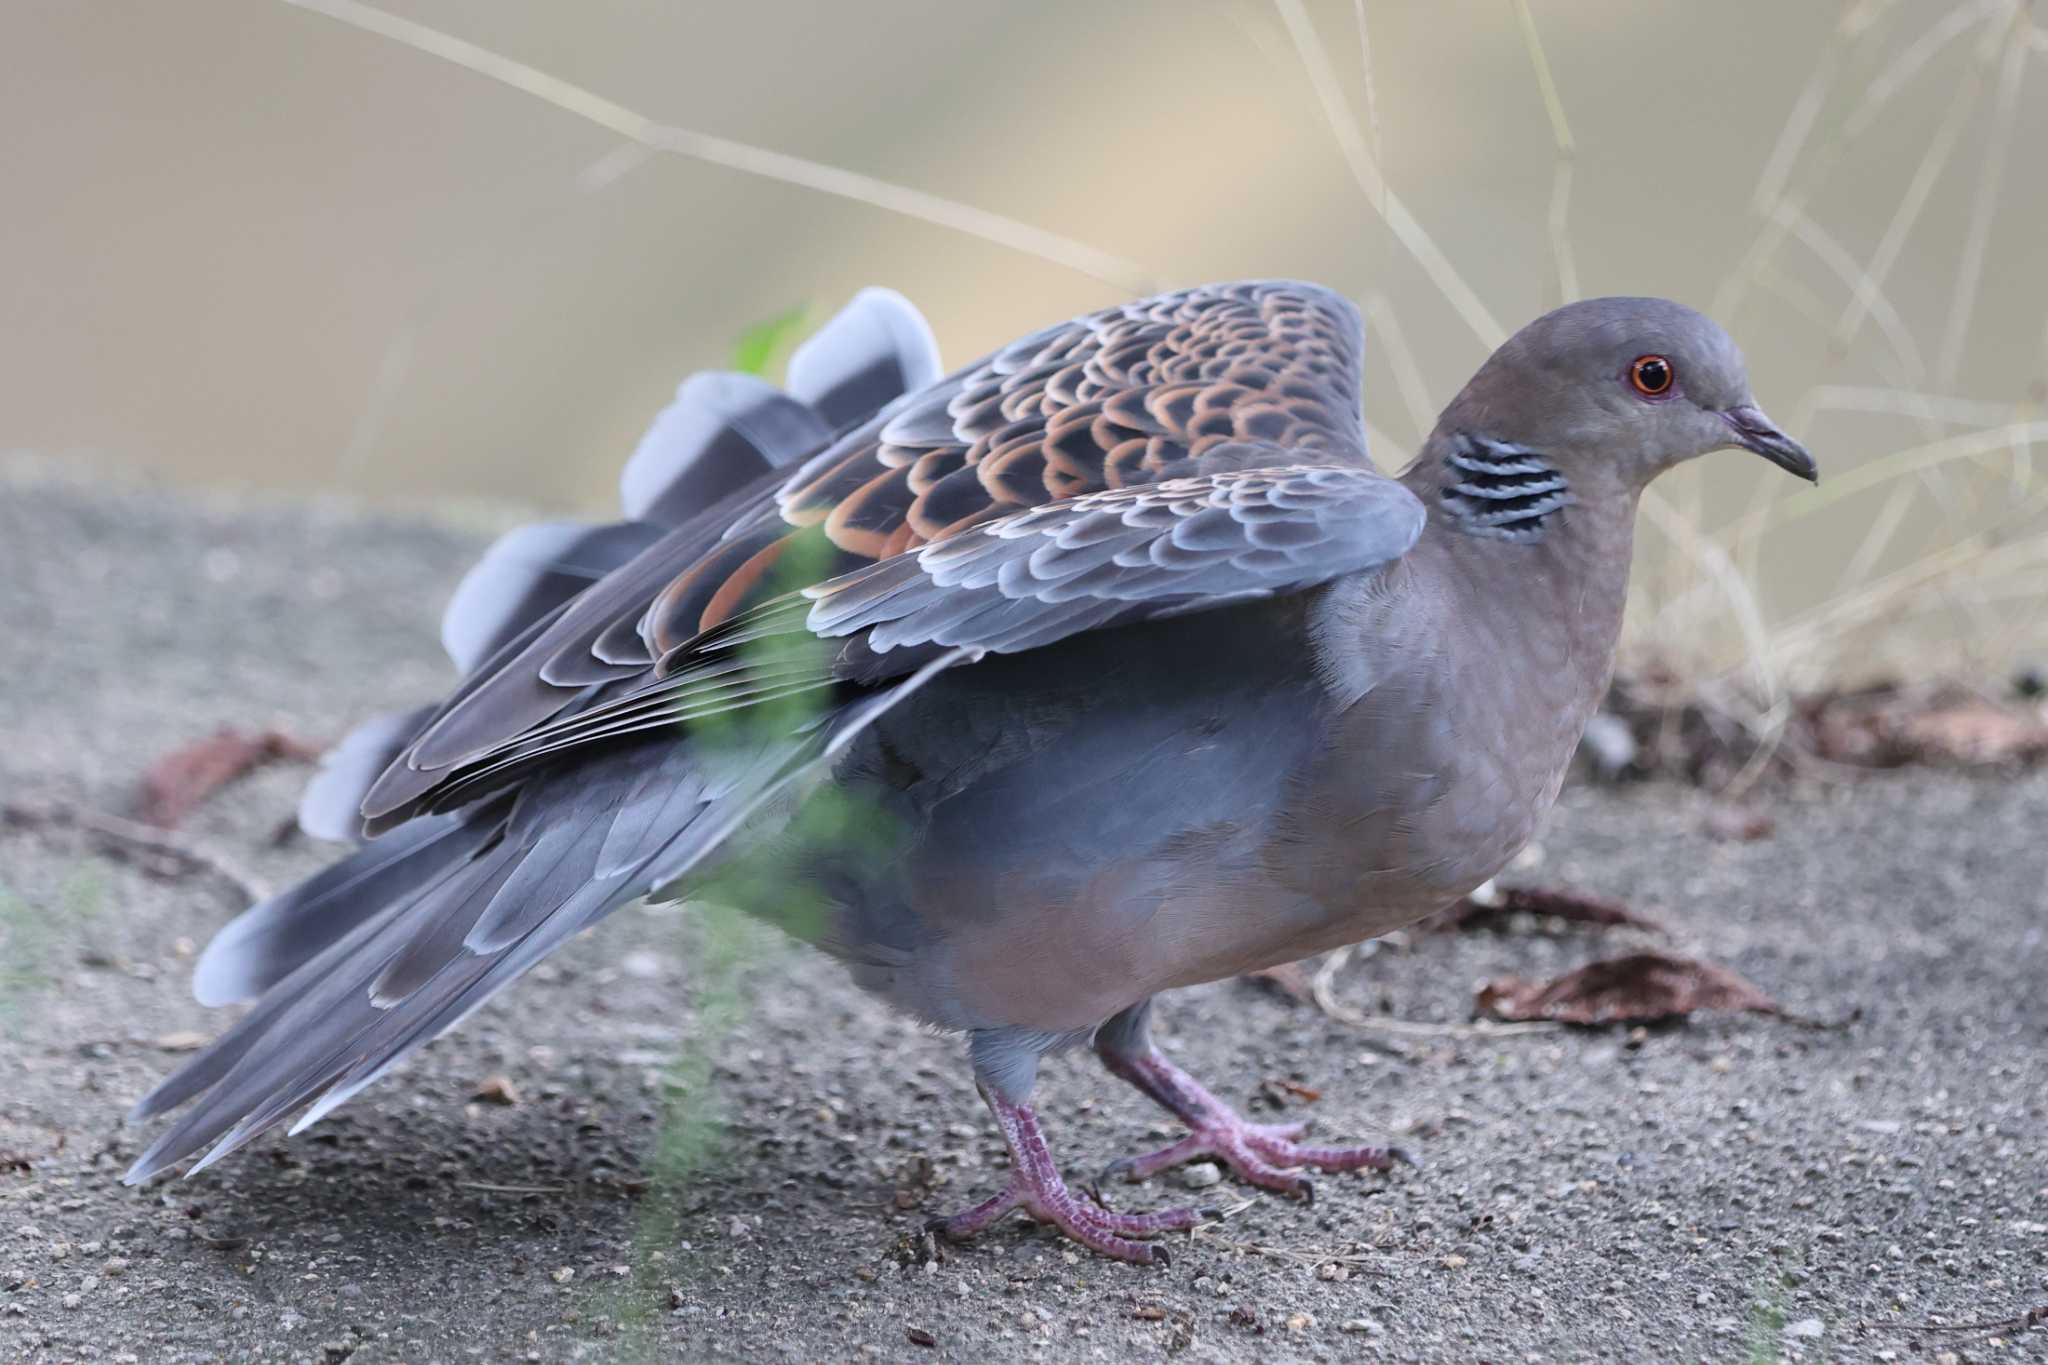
[125,282,1813,1261]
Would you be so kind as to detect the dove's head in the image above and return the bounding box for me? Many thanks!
[1433,297,1815,512]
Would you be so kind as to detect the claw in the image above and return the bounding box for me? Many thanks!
[929,1094,1208,1264]
[1097,1046,1418,1202]
[1297,1178,1315,1208]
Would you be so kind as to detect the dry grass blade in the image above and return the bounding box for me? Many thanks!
[1834,480,1917,599]
[1509,0,1579,305]
[1833,71,1983,351]
[278,0,1157,293]
[1638,489,1780,705]
[1361,293,1435,440]
[1348,0,1383,209]
[1768,533,2048,668]
[1747,15,1843,213]
[1935,16,2031,391]
[1,799,268,908]
[1792,385,2024,433]
[1729,420,2048,542]
[1841,0,2003,136]
[1307,945,1560,1042]
[1768,203,1927,379]
[1271,0,1506,349]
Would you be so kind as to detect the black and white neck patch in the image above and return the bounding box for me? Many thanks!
[1439,432,1573,542]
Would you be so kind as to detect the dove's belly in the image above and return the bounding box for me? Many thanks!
[775,582,1584,1037]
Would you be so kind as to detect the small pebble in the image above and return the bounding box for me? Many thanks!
[1180,1162,1223,1190]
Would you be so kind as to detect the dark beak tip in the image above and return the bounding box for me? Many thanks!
[1723,406,1817,484]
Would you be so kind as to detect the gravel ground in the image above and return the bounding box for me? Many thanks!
[1,455,2043,1363]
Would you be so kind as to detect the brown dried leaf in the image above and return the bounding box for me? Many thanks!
[151,1030,209,1053]
[1475,951,1783,1027]
[1261,1078,1323,1105]
[1892,701,2048,765]
[1439,885,1669,935]
[1243,959,1316,1003]
[1703,804,1776,842]
[471,1075,521,1106]
[137,728,322,828]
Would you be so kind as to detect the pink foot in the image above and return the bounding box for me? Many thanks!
[1100,1047,1416,1202]
[928,1092,1215,1264]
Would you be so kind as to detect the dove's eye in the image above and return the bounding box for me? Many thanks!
[1629,355,1675,398]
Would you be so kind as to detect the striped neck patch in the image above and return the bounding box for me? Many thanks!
[1439,432,1573,542]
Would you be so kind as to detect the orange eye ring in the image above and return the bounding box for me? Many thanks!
[1630,354,1675,397]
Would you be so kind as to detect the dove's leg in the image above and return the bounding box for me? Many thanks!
[926,1082,1214,1265]
[1093,1000,1414,1200]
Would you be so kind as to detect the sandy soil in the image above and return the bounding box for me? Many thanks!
[2,456,2043,1363]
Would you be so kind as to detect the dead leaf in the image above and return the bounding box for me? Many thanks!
[1475,951,1784,1026]
[1806,692,2048,768]
[152,1030,209,1053]
[471,1075,521,1106]
[1703,804,1776,842]
[1243,959,1316,1003]
[1892,702,2048,765]
[1261,1078,1323,1105]
[1438,885,1669,935]
[137,728,322,828]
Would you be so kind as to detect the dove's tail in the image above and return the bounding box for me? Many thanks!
[124,290,943,1184]
[297,287,941,845]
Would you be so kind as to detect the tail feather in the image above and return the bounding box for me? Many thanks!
[619,371,829,527]
[136,290,959,1182]
[367,844,519,1006]
[192,811,483,1007]
[127,728,801,1182]
[787,287,943,429]
[440,521,665,677]
[297,706,437,844]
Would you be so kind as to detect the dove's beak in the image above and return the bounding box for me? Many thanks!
[1722,405,1817,483]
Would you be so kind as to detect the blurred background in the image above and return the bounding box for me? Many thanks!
[5,0,2045,701]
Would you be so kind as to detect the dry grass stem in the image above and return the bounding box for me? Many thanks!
[279,0,1158,294]
[1271,0,1506,349]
